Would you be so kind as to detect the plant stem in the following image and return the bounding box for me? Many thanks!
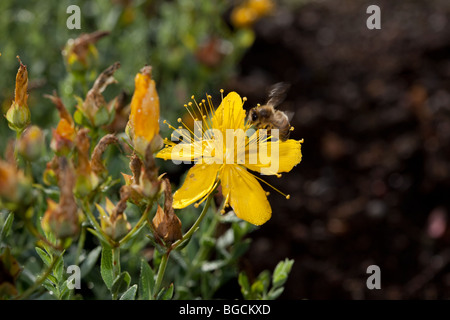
[153,250,169,299]
[75,226,86,265]
[14,129,22,162]
[119,202,153,245]
[17,252,62,300]
[152,190,217,298]
[171,189,216,251]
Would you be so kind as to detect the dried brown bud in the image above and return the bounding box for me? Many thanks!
[91,134,118,175]
[80,62,120,126]
[63,30,110,70]
[41,157,80,239]
[152,179,182,243]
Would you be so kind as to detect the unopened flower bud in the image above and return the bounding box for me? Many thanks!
[6,102,30,132]
[17,125,45,161]
[0,160,31,205]
[5,57,30,133]
[45,93,76,155]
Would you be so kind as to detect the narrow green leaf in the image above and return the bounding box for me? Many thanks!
[100,244,114,290]
[268,287,284,300]
[120,284,138,300]
[238,272,250,298]
[258,270,271,295]
[81,246,101,277]
[112,272,131,296]
[35,247,51,267]
[156,283,174,300]
[272,259,294,289]
[161,283,174,300]
[42,280,55,293]
[0,212,14,242]
[54,255,64,284]
[251,280,264,298]
[138,259,155,300]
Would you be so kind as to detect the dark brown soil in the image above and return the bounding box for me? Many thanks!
[230,0,450,299]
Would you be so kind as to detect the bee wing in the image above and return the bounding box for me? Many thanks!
[267,82,291,108]
[284,111,295,122]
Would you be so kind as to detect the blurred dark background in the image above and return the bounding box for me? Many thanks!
[233,0,450,299]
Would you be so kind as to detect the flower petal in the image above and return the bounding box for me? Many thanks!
[130,67,160,144]
[156,139,216,163]
[244,136,303,175]
[212,92,246,132]
[173,163,221,208]
[220,165,271,225]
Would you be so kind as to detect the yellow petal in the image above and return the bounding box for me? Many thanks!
[212,92,246,132]
[173,163,221,208]
[220,165,271,225]
[245,137,303,175]
[130,67,160,144]
[156,139,215,163]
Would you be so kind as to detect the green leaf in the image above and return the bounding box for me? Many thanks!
[250,280,264,298]
[268,287,284,300]
[120,284,138,300]
[111,272,131,296]
[100,244,114,290]
[54,255,64,284]
[138,259,155,300]
[60,280,74,300]
[81,246,101,277]
[238,272,250,299]
[73,109,84,125]
[272,259,294,289]
[0,212,14,242]
[156,283,174,300]
[201,260,227,272]
[258,270,271,294]
[35,247,51,267]
[87,228,109,244]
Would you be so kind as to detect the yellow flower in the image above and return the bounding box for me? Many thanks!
[127,66,162,156]
[156,91,303,226]
[231,0,274,29]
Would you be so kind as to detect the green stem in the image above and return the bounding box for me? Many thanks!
[171,189,216,251]
[119,202,153,245]
[153,250,169,299]
[17,252,62,300]
[75,226,86,265]
[151,190,216,298]
[14,129,22,162]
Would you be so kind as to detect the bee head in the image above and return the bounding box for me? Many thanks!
[249,108,259,123]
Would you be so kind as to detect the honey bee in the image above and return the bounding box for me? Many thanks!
[247,82,293,141]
